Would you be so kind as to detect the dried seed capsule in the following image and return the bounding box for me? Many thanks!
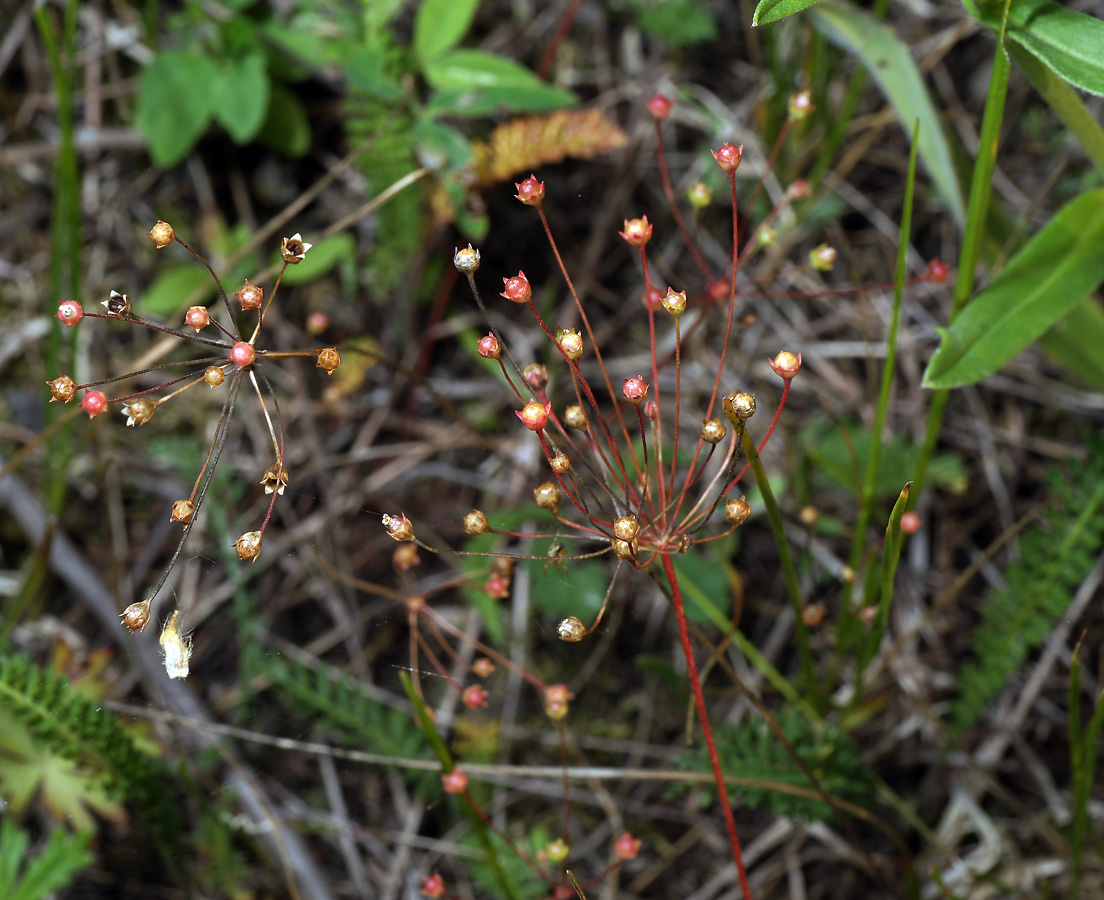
[260,464,289,495]
[557,616,585,642]
[101,290,131,316]
[462,685,488,709]
[500,270,531,303]
[522,364,547,392]
[392,543,420,572]
[383,513,414,542]
[612,514,640,542]
[557,328,583,360]
[517,399,551,432]
[711,142,743,174]
[725,496,751,527]
[472,657,495,678]
[121,397,157,427]
[611,537,637,560]
[534,482,562,514]
[543,683,573,720]
[464,509,489,535]
[514,175,544,207]
[46,374,77,403]
[722,391,755,425]
[229,341,255,367]
[563,405,587,430]
[234,530,263,562]
[280,232,312,264]
[204,366,226,387]
[769,350,802,381]
[549,452,570,474]
[619,216,653,247]
[801,602,826,627]
[159,610,193,680]
[170,499,196,524]
[80,391,108,418]
[56,300,84,327]
[453,244,481,274]
[119,598,152,633]
[147,219,175,248]
[315,347,341,375]
[235,279,264,311]
[185,306,210,330]
[700,418,726,444]
[672,534,692,553]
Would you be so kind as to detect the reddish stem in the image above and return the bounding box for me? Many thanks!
[661,554,753,900]
[654,120,712,283]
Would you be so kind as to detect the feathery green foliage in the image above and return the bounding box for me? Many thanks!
[0,655,180,849]
[0,819,93,900]
[676,706,875,820]
[953,434,1104,729]
[261,654,432,788]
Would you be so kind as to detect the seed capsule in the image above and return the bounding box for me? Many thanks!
[383,513,414,542]
[557,616,586,642]
[700,418,726,444]
[170,499,196,525]
[725,496,751,527]
[464,510,489,535]
[534,482,562,514]
[315,347,341,375]
[147,219,175,248]
[119,598,152,633]
[234,530,263,562]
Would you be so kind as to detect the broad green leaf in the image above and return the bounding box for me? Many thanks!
[141,265,215,317]
[637,0,718,47]
[923,189,1104,388]
[413,119,473,172]
[279,233,355,285]
[810,2,965,225]
[426,84,576,117]
[414,0,480,61]
[135,50,218,167]
[212,52,269,144]
[256,84,311,157]
[424,49,551,90]
[977,0,1104,97]
[753,0,826,26]
[1039,297,1104,392]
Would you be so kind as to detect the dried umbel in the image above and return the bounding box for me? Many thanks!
[234,530,263,562]
[119,598,152,634]
[557,616,585,642]
[464,509,489,535]
[383,513,414,542]
[315,347,341,375]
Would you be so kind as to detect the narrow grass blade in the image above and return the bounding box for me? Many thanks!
[860,482,910,671]
[810,1,965,225]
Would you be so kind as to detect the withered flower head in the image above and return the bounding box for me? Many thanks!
[280,233,312,264]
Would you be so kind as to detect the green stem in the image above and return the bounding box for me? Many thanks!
[739,429,813,689]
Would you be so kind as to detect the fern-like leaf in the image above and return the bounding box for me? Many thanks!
[953,435,1104,729]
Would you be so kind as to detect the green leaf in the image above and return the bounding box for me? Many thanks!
[1039,297,1104,392]
[637,0,718,47]
[344,47,404,101]
[413,119,474,172]
[212,52,269,144]
[135,50,218,166]
[9,827,93,900]
[810,2,965,225]
[278,233,356,285]
[980,0,1104,97]
[424,49,552,90]
[141,265,216,317]
[923,189,1104,388]
[414,0,481,62]
[256,84,311,157]
[426,83,576,117]
[752,0,826,27]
